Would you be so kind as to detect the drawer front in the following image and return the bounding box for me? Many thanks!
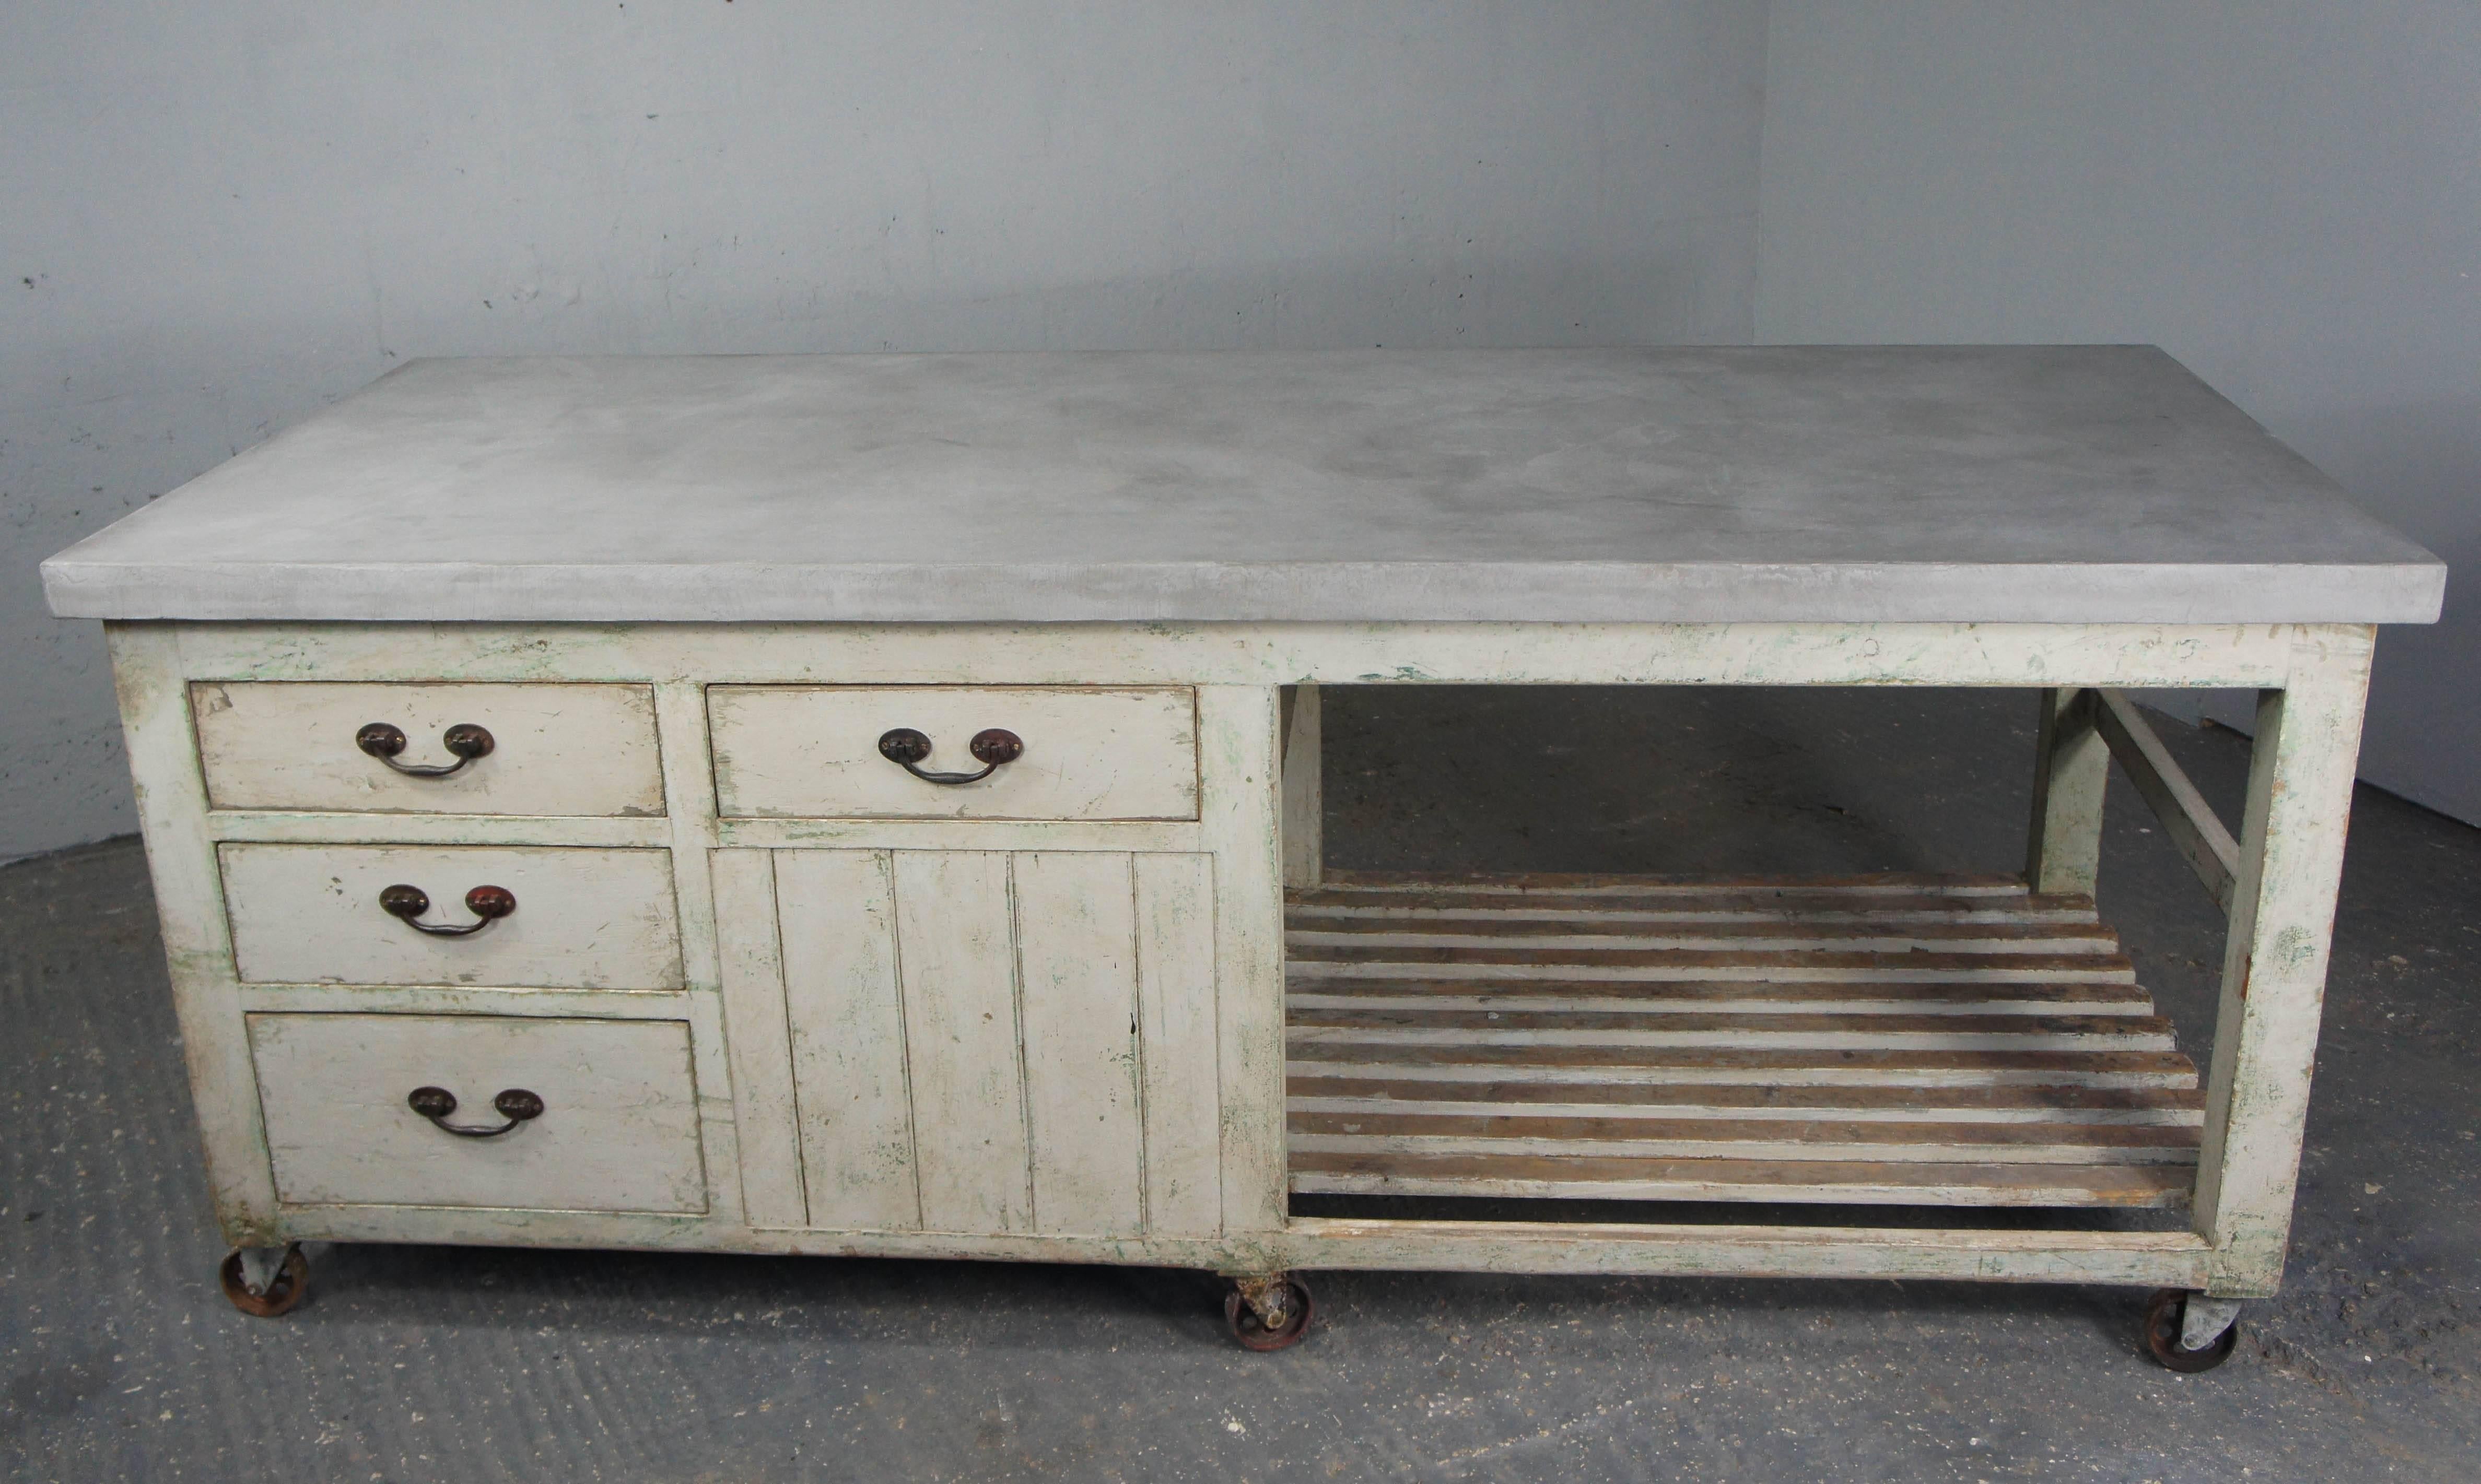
[191,681,664,816]
[709,686,1198,820]
[220,844,684,988]
[248,1014,706,1213]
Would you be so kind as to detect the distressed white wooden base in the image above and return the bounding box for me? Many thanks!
[106,619,2371,1298]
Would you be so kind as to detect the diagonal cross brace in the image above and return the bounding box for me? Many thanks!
[2092,689,2243,915]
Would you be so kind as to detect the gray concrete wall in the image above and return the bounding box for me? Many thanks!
[1756,1,2481,824]
[2,1,1770,863]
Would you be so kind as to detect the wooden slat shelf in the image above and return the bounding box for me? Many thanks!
[1286,874,2203,1209]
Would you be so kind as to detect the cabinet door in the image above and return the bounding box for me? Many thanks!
[715,849,1223,1238]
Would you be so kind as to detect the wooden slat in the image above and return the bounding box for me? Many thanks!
[1291,902,2103,928]
[1283,871,2205,1210]
[1288,1009,2179,1052]
[1288,979,2154,1015]
[1288,1077,2205,1123]
[1300,968,2134,1003]
[1289,950,2138,986]
[1286,920,2120,952]
[1290,1150,2195,1207]
[1287,1043,2200,1088]
[1307,894,2055,922]
[1291,889,2096,916]
[1313,870,2032,896]
[1289,1112,2199,1164]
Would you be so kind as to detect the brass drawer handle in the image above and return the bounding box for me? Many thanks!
[406,1086,545,1138]
[356,721,495,778]
[379,883,516,936]
[877,727,1024,785]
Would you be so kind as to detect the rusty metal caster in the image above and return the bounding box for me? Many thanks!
[219,1244,310,1318]
[1224,1274,1314,1351]
[2143,1288,2240,1373]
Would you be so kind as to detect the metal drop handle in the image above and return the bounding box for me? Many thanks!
[406,1086,545,1138]
[379,883,516,936]
[877,727,1024,784]
[357,721,495,778]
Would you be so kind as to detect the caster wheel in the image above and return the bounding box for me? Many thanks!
[1224,1276,1315,1352]
[2143,1288,2237,1373]
[219,1245,310,1318]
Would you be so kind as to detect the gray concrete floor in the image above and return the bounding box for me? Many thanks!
[4,687,2476,1482]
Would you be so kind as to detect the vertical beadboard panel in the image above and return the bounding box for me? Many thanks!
[710,850,807,1227]
[1135,852,1223,1235]
[776,849,922,1231]
[1013,852,1145,1237]
[890,851,1032,1233]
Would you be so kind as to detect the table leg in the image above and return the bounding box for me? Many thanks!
[2026,687,2108,897]
[1282,681,1323,889]
[2194,627,2374,1294]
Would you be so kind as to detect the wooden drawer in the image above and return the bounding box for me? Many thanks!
[190,681,664,816]
[219,844,684,988]
[247,1014,706,1213]
[709,686,1198,820]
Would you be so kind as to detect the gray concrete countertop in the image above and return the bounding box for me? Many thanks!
[41,347,2446,625]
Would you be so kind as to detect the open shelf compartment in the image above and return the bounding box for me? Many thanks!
[1285,871,2202,1209]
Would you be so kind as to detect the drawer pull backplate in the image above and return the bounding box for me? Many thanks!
[876,726,1024,785]
[356,721,496,778]
[379,882,517,936]
[406,1085,545,1138]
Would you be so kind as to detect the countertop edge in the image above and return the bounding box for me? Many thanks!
[40,557,2451,627]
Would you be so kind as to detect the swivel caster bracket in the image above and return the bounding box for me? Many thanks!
[220,1243,310,1318]
[1224,1273,1316,1351]
[2143,1289,2240,1372]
